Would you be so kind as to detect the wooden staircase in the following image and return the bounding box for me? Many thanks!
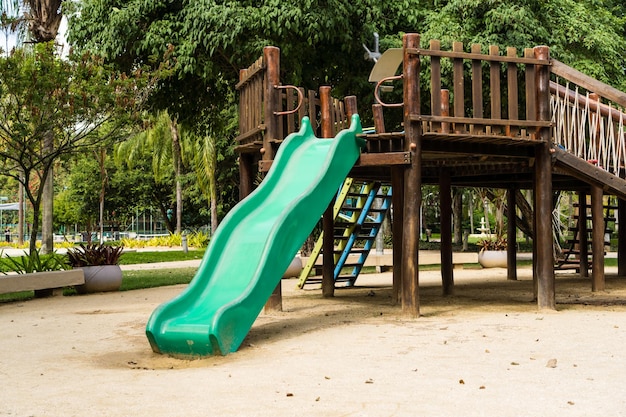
[555,196,615,271]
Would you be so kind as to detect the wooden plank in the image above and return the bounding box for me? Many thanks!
[235,125,265,143]
[551,59,626,109]
[0,269,84,295]
[471,44,483,134]
[430,40,442,133]
[507,47,519,137]
[407,47,552,65]
[412,115,551,128]
[235,56,264,89]
[489,45,501,119]
[452,42,465,133]
[524,48,537,123]
[552,147,626,199]
[356,152,411,166]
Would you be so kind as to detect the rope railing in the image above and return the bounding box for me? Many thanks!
[551,79,626,178]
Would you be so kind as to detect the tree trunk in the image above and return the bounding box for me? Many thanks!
[18,169,24,245]
[170,118,183,234]
[40,132,54,254]
[97,148,107,243]
[452,188,462,244]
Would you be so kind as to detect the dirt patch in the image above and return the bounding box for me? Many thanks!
[2,267,626,416]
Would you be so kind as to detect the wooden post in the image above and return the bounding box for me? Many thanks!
[402,33,422,317]
[578,192,589,277]
[262,46,280,163]
[373,104,386,134]
[452,41,464,133]
[238,154,254,200]
[471,44,483,135]
[534,45,555,310]
[441,89,450,134]
[322,197,336,297]
[391,167,404,304]
[263,46,282,312]
[440,170,454,295]
[344,95,358,120]
[319,86,335,297]
[507,186,518,280]
[619,197,626,276]
[591,185,605,291]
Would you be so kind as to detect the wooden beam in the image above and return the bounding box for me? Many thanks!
[262,46,281,312]
[507,186,518,280]
[440,170,454,295]
[578,192,589,277]
[534,45,556,310]
[401,33,422,318]
[619,197,626,276]
[552,147,626,201]
[322,199,335,298]
[591,185,605,291]
[391,166,404,305]
[356,152,411,166]
[551,59,626,109]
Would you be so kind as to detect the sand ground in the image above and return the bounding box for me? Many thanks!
[2,265,626,417]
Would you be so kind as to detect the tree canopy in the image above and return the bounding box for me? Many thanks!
[0,41,146,249]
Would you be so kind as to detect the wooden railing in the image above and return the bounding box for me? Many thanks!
[236,46,352,170]
[550,60,626,177]
[375,40,552,139]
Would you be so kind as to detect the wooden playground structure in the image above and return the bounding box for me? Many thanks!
[235,33,626,317]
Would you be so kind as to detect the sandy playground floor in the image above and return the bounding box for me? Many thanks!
[2,265,626,417]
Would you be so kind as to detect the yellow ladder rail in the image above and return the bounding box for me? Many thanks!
[297,178,354,288]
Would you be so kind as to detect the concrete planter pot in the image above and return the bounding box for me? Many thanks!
[74,265,123,294]
[477,250,507,268]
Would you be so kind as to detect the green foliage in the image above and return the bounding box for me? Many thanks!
[118,268,196,291]
[0,41,150,251]
[419,0,626,91]
[117,249,205,265]
[477,235,508,252]
[66,243,124,267]
[2,249,69,274]
[187,230,210,248]
[119,231,210,249]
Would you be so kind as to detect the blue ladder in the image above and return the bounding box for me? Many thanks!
[298,181,392,288]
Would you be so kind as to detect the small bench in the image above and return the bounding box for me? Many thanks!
[0,269,85,297]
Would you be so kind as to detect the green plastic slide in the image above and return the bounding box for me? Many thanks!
[146,115,364,357]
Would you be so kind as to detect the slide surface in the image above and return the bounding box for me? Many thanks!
[146,115,364,357]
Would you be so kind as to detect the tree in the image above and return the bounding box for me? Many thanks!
[115,110,185,234]
[0,42,144,251]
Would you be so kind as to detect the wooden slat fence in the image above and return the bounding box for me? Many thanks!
[404,42,552,139]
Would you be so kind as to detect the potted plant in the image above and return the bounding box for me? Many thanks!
[67,243,124,294]
[477,235,508,268]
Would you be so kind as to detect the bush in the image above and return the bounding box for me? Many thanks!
[2,249,69,274]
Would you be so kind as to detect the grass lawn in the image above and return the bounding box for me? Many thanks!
[0,247,616,303]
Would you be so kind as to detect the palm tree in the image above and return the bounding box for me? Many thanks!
[116,110,184,234]
[186,132,218,233]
